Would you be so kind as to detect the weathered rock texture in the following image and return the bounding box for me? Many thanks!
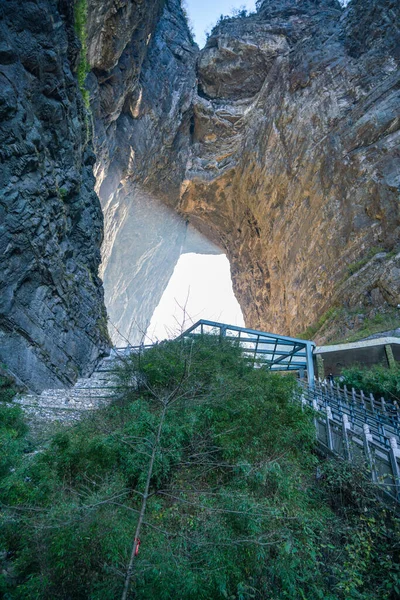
[0,0,109,391]
[178,0,400,341]
[92,0,399,346]
[2,0,399,390]
[86,0,219,345]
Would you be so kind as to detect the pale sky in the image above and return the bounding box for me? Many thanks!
[147,253,244,342]
[184,0,257,48]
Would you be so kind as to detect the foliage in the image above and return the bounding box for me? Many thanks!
[0,404,27,479]
[340,364,400,403]
[0,371,17,403]
[0,337,399,599]
[346,247,397,278]
[300,305,400,345]
[180,0,195,44]
[319,459,400,599]
[333,308,400,344]
[299,306,339,340]
[74,0,90,108]
[346,247,387,277]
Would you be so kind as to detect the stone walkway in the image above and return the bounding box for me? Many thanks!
[11,356,120,434]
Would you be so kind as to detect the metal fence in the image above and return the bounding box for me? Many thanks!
[179,319,315,381]
[300,379,400,502]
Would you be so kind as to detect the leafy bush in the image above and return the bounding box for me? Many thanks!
[340,364,400,403]
[0,373,17,403]
[0,404,27,478]
[0,337,399,599]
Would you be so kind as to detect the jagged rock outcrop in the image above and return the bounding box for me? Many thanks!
[178,0,400,340]
[92,0,399,345]
[0,0,109,391]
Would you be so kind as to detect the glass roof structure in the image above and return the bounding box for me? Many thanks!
[180,319,315,382]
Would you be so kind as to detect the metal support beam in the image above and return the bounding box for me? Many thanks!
[306,342,315,387]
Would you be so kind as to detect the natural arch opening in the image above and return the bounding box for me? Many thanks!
[147,252,244,341]
[101,188,244,347]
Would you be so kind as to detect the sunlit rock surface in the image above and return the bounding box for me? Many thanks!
[88,0,207,344]
[91,0,400,344]
[179,0,400,339]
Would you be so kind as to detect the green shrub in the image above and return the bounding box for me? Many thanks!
[1,337,399,599]
[340,364,400,402]
[0,404,27,478]
[74,0,90,108]
[0,373,17,403]
[299,306,339,340]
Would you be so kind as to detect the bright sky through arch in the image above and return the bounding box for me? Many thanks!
[147,253,244,342]
[184,0,257,48]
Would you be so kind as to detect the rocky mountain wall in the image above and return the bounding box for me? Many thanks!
[0,0,109,392]
[86,0,218,345]
[2,0,399,390]
[178,0,400,340]
[90,0,399,346]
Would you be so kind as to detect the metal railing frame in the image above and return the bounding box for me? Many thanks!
[300,378,400,502]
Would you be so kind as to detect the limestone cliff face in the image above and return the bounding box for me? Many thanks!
[178,0,400,340]
[0,0,109,391]
[91,0,400,346]
[2,0,399,391]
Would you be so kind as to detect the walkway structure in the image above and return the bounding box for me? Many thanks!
[300,379,400,503]
[116,319,316,382]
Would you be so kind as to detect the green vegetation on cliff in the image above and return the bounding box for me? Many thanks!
[74,0,90,108]
[0,367,17,403]
[1,338,399,599]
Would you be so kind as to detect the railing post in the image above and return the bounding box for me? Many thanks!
[326,406,333,452]
[369,393,376,414]
[313,398,319,441]
[306,343,315,388]
[343,384,349,402]
[360,390,367,412]
[342,414,351,460]
[388,437,400,502]
[363,424,377,483]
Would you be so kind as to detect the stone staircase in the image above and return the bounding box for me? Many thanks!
[11,356,121,434]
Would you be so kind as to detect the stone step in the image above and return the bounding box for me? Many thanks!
[8,350,140,436]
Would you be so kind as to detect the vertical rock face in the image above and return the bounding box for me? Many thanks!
[88,0,399,345]
[179,0,400,339]
[0,0,109,391]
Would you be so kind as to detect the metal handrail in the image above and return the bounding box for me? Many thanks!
[299,379,400,502]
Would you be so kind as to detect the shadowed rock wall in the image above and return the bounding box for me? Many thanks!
[87,0,216,345]
[0,0,109,392]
